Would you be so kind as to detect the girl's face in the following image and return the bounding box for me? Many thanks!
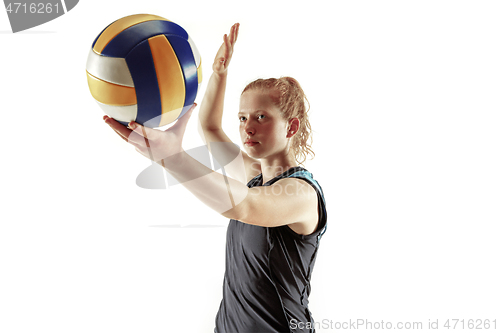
[238,89,291,159]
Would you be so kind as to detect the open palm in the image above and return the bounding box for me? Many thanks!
[104,104,197,165]
[213,23,240,75]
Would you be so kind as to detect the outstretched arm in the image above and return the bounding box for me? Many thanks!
[104,112,318,235]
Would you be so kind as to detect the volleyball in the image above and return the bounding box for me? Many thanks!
[86,14,202,128]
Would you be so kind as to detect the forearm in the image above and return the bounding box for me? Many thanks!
[198,72,227,131]
[162,150,248,219]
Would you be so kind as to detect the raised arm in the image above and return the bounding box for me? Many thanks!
[198,24,261,183]
[197,23,238,131]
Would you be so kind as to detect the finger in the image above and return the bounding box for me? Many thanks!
[229,23,239,45]
[228,25,234,44]
[223,34,230,59]
[128,123,163,158]
[103,116,147,146]
[103,116,128,142]
[169,103,197,136]
[104,116,146,150]
[111,127,129,142]
[105,116,133,140]
[230,23,238,44]
[127,123,158,161]
[234,23,240,43]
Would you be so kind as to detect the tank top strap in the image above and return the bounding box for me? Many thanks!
[245,166,327,241]
[284,167,328,241]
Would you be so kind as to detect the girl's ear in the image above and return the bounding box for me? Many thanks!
[287,118,300,138]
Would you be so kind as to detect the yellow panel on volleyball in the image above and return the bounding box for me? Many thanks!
[148,34,186,127]
[86,72,137,106]
[197,60,203,84]
[93,14,170,55]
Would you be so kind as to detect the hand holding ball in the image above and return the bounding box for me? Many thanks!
[86,14,202,128]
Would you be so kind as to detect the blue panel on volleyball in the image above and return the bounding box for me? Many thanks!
[166,35,198,110]
[125,39,162,128]
[101,20,189,58]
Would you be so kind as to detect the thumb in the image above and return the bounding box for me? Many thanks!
[170,103,197,134]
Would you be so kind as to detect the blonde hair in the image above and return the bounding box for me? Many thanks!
[242,77,315,165]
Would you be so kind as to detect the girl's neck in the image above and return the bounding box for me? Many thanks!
[259,155,299,184]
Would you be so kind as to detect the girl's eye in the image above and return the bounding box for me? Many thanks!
[239,116,247,122]
[257,115,265,120]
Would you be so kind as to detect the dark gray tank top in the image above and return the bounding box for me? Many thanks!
[215,166,327,333]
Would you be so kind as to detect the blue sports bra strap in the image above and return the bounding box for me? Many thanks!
[287,170,325,201]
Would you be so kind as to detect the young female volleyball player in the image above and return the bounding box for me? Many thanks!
[104,23,327,333]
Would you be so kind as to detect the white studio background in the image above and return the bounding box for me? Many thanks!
[1,1,499,332]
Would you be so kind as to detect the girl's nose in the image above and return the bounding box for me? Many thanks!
[244,122,255,135]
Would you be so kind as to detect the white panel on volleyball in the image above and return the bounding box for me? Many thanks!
[187,36,201,69]
[96,101,138,124]
[86,48,135,87]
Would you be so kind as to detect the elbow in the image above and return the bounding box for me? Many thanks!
[220,203,246,222]
[220,190,252,222]
[221,194,269,227]
[201,125,222,133]
[198,115,222,132]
